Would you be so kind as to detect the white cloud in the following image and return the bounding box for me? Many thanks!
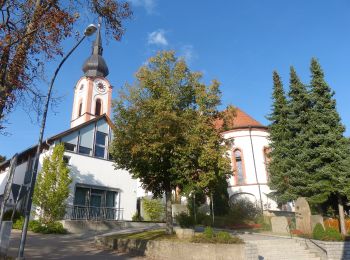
[129,0,157,14]
[180,45,196,64]
[148,30,168,46]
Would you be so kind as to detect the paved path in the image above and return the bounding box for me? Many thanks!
[7,230,145,259]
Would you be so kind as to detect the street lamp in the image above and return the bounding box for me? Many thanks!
[17,24,97,259]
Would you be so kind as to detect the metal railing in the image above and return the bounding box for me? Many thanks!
[64,205,123,221]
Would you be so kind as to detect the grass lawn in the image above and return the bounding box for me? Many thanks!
[111,229,176,240]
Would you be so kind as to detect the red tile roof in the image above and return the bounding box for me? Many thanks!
[215,107,265,130]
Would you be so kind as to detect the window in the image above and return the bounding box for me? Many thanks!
[79,146,91,155]
[78,102,83,117]
[64,143,76,152]
[94,131,107,158]
[63,156,71,165]
[234,149,245,185]
[95,99,102,116]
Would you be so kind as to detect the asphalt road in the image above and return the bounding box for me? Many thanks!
[7,230,144,259]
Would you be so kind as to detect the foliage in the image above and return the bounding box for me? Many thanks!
[203,226,215,238]
[142,198,164,222]
[113,229,167,240]
[267,59,350,227]
[131,212,143,222]
[228,197,260,224]
[0,155,6,163]
[0,0,132,130]
[33,143,72,224]
[191,227,243,244]
[13,217,67,234]
[312,223,342,241]
[175,212,195,228]
[3,210,22,221]
[313,223,326,240]
[110,51,231,233]
[256,215,272,231]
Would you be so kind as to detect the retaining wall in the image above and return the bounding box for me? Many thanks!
[95,235,258,260]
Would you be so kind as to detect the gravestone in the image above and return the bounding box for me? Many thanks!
[311,215,324,230]
[295,197,312,234]
[271,216,290,234]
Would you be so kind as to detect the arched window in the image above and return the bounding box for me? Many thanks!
[233,149,245,185]
[78,102,83,117]
[263,147,271,179]
[95,99,102,116]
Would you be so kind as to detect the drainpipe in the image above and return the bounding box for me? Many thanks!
[249,126,264,213]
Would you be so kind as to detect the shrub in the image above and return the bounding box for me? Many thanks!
[203,226,215,238]
[216,231,232,243]
[132,212,143,221]
[142,198,164,222]
[175,212,195,228]
[12,217,66,234]
[228,198,260,225]
[313,223,325,240]
[3,210,22,221]
[323,227,342,241]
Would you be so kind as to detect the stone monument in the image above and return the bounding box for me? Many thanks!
[271,216,290,235]
[295,197,312,234]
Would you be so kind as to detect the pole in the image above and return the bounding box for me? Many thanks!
[249,126,264,214]
[17,35,87,259]
[0,154,18,230]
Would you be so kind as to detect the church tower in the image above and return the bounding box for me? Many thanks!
[70,22,112,128]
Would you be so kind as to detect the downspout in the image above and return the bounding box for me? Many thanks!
[249,126,264,213]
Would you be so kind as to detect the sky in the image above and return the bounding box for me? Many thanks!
[1,0,350,158]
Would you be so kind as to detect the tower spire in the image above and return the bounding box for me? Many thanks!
[82,17,109,77]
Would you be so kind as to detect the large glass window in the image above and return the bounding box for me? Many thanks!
[234,149,245,185]
[94,131,107,158]
[79,124,94,156]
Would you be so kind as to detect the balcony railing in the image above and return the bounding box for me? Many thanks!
[64,205,123,221]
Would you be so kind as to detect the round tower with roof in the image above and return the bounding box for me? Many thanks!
[71,21,112,128]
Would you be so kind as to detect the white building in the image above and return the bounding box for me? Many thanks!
[0,24,138,221]
[0,25,283,222]
[219,108,279,211]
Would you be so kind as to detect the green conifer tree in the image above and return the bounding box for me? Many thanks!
[267,71,291,203]
[33,143,72,224]
[285,67,312,199]
[306,58,350,234]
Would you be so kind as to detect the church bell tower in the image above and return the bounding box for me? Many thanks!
[70,21,112,128]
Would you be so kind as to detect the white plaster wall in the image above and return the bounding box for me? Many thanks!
[66,152,138,220]
[72,78,88,120]
[223,129,279,210]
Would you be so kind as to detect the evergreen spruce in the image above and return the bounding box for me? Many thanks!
[306,58,350,234]
[286,67,312,200]
[267,71,291,203]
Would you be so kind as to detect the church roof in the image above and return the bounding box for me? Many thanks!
[215,107,266,131]
[82,22,109,77]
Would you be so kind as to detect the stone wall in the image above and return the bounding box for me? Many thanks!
[296,238,350,260]
[95,236,258,260]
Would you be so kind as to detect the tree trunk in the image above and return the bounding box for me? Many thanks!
[165,190,173,234]
[338,196,346,236]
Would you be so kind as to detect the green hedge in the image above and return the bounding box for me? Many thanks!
[312,223,343,241]
[13,217,67,234]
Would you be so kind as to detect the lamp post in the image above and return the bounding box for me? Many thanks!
[17,24,97,259]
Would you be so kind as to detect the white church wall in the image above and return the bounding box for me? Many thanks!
[66,151,138,220]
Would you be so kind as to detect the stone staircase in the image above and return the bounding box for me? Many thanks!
[242,235,321,260]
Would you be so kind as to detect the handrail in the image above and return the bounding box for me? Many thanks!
[64,205,124,221]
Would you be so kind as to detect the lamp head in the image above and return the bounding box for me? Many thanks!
[84,24,97,36]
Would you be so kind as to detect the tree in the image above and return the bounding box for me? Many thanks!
[284,67,313,200]
[0,155,5,163]
[110,51,231,234]
[0,0,132,130]
[305,58,350,235]
[267,71,291,203]
[33,143,72,224]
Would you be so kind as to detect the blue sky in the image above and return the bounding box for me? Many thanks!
[1,0,350,158]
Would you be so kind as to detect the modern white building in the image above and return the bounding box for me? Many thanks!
[0,24,138,221]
